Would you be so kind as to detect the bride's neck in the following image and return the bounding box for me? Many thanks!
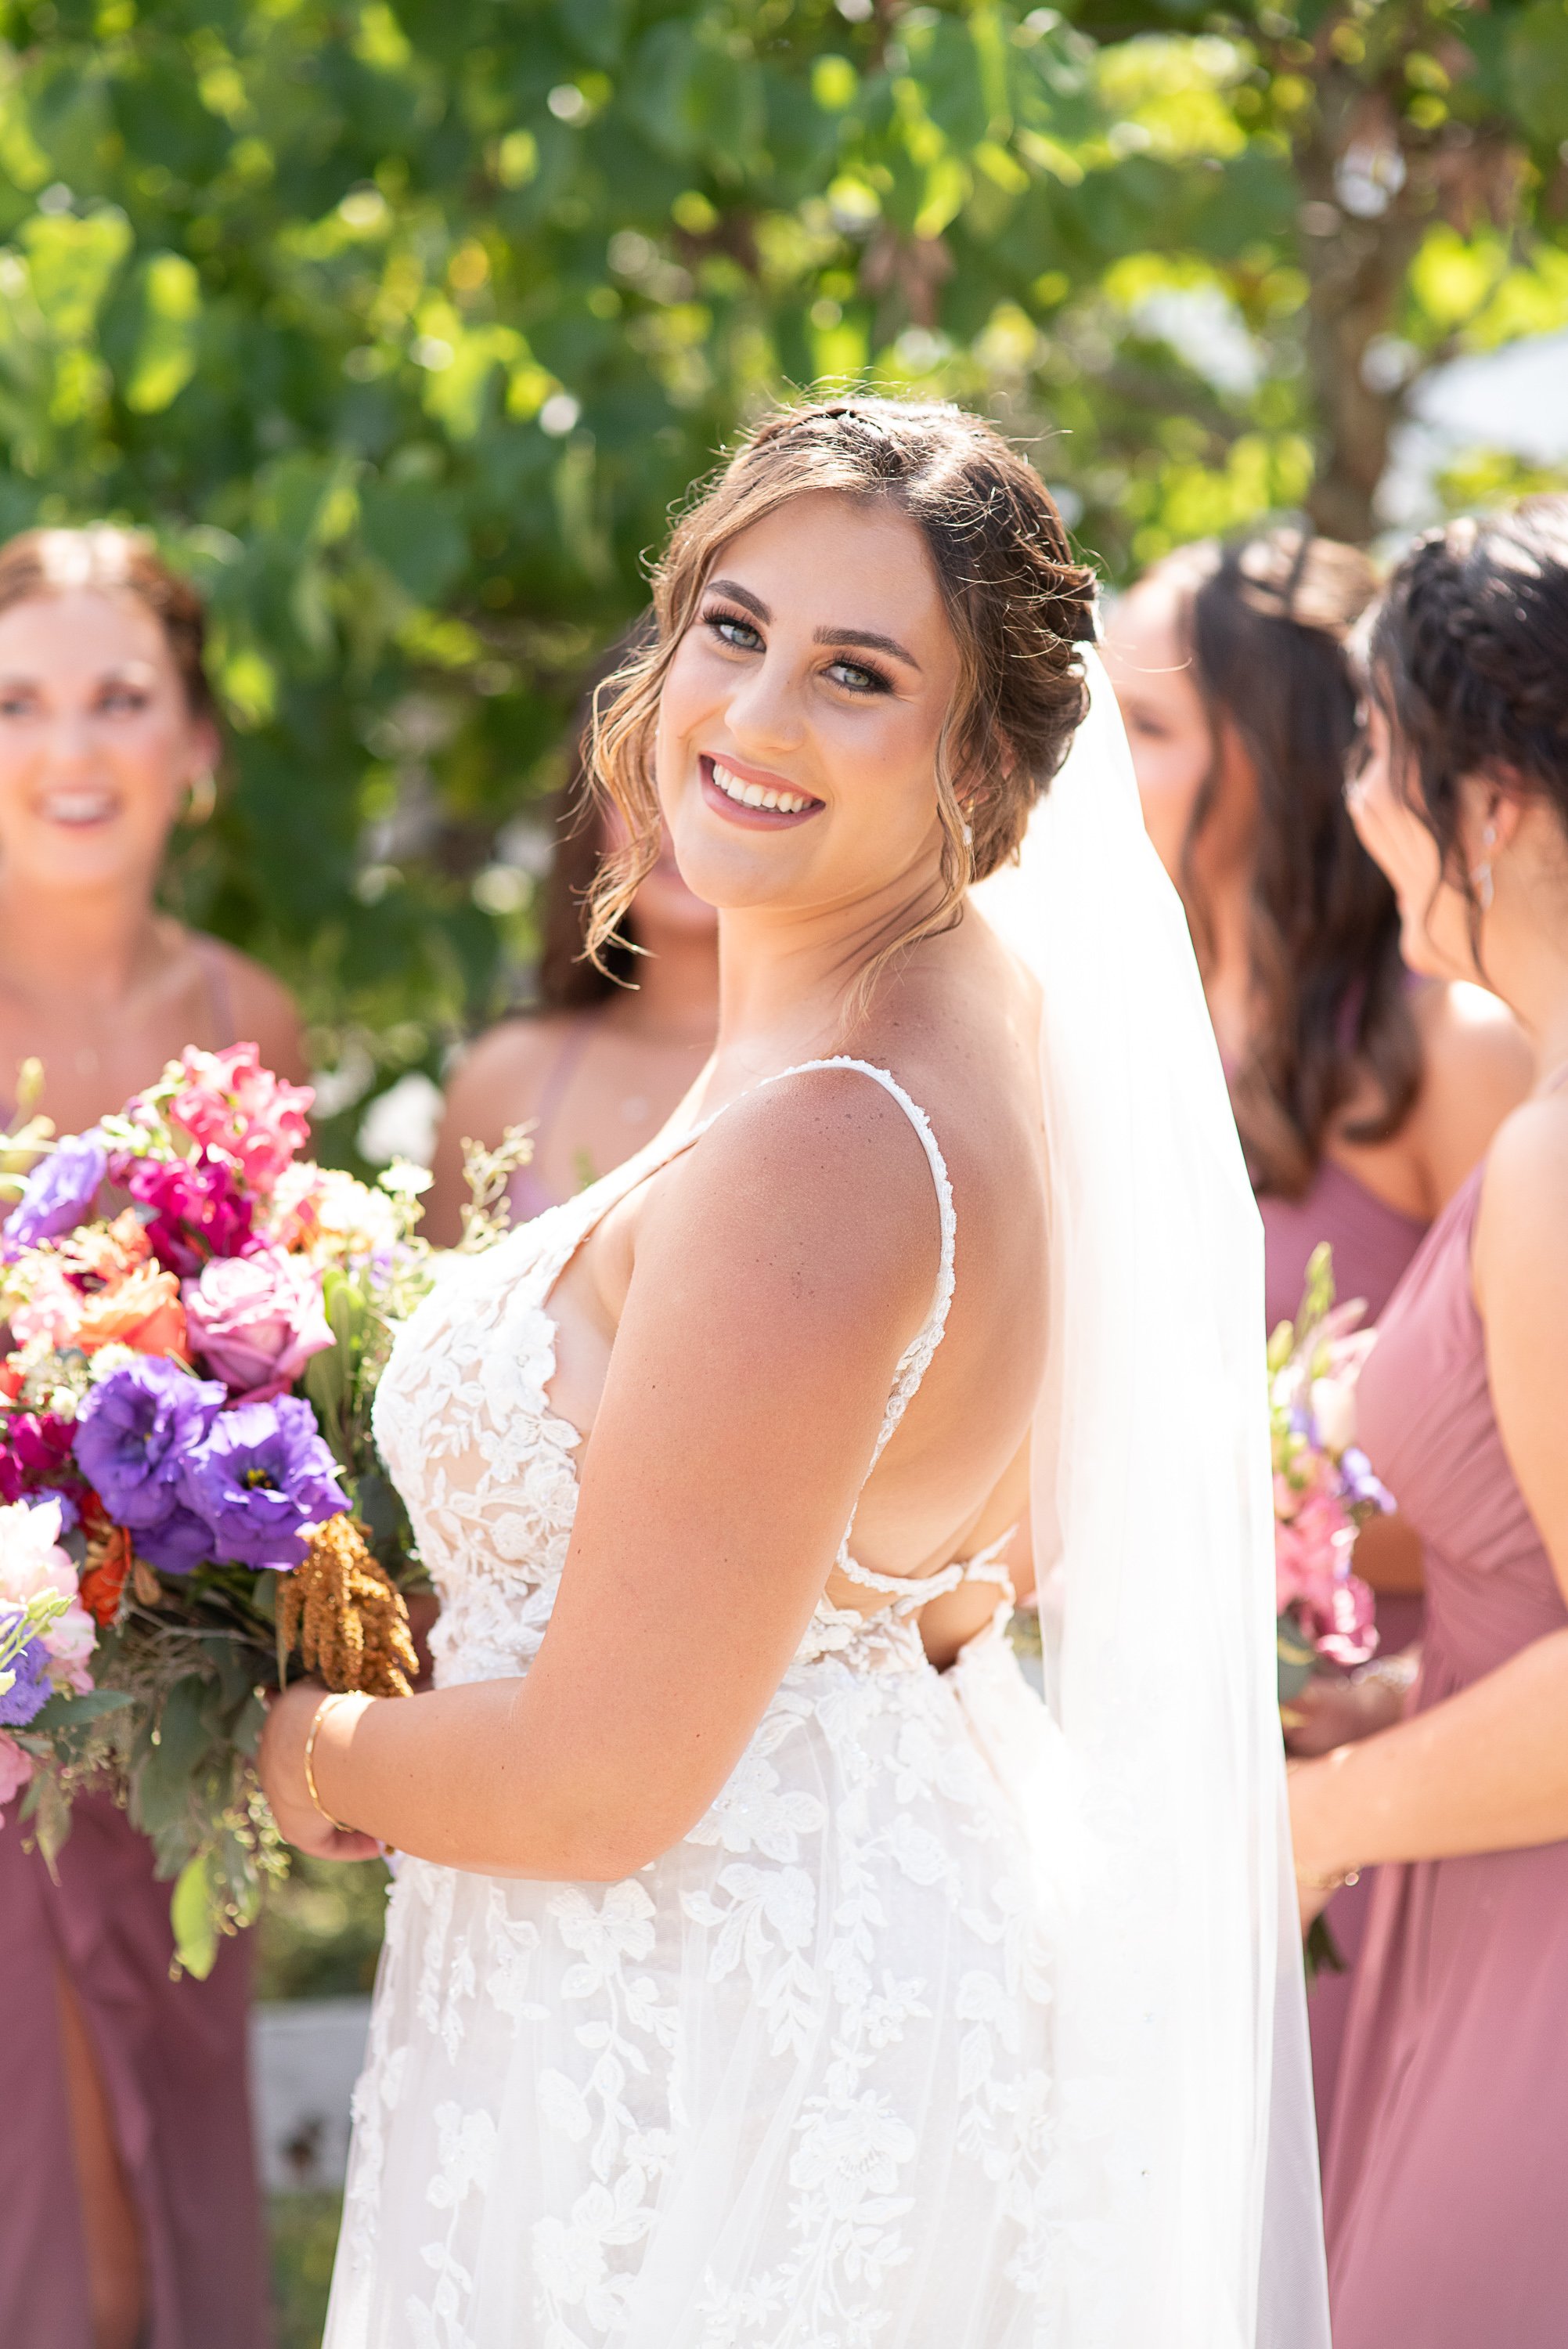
[714,879,936,1067]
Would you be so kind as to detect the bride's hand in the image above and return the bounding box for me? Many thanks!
[260,1679,382,1863]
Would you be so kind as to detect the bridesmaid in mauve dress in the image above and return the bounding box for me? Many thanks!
[1103,527,1531,2142]
[1290,497,1568,2344]
[0,527,303,2349]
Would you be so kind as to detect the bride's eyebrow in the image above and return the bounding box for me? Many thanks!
[703,576,921,673]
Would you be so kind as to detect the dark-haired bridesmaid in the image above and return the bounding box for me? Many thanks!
[1103,527,1533,2141]
[1292,496,1568,2347]
[0,526,296,2349]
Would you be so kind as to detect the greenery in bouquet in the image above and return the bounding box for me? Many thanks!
[1269,1242,1391,1718]
[0,1045,503,1976]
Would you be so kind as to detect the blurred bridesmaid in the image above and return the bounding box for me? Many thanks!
[0,527,301,2349]
[1292,497,1568,2345]
[1103,526,1532,2139]
[424,680,718,1244]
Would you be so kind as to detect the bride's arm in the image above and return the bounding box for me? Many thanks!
[261,1077,942,1877]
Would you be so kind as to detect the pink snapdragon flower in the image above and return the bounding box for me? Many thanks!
[167,1045,313,1195]
[182,1247,334,1403]
[1275,1488,1376,1668]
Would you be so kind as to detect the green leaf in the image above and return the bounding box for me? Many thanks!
[1505,1,1568,148]
[23,1686,133,1733]
[122,251,201,414]
[171,1851,222,1980]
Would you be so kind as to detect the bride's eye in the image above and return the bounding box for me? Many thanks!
[703,608,762,654]
[824,655,890,696]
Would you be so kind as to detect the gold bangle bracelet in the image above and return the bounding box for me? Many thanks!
[303,1694,355,1834]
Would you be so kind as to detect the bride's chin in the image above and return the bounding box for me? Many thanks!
[664,832,820,912]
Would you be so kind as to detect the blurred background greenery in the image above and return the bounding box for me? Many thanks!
[2,0,1565,1153]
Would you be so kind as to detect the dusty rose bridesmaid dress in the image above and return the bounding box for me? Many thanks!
[1323,1163,1568,2347]
[0,1797,270,2347]
[1259,1155,1427,2147]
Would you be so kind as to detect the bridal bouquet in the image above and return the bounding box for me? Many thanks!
[1270,1242,1390,1716]
[0,1047,519,1976]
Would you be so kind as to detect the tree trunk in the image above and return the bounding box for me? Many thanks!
[1294,67,1427,545]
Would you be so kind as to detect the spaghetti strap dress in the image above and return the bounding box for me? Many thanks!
[0,936,269,2349]
[324,1059,1068,2348]
[1322,1157,1568,2347]
[1257,1154,1429,2148]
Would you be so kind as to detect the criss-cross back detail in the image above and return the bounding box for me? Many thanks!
[532,1055,958,1603]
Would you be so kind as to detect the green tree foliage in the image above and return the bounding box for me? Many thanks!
[0,0,1562,1126]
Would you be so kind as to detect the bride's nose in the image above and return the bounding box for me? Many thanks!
[720,648,806,760]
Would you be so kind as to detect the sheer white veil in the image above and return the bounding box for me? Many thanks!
[971,648,1330,2346]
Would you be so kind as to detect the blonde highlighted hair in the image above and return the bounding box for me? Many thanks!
[584,398,1097,987]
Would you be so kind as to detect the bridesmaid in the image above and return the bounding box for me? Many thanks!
[1292,497,1568,2347]
[1103,526,1532,2138]
[424,673,718,1244]
[0,526,301,2349]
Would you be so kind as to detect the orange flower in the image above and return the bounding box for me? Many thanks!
[72,1261,189,1359]
[79,1521,133,1627]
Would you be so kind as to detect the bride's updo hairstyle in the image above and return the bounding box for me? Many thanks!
[585,397,1097,978]
[1364,496,1568,950]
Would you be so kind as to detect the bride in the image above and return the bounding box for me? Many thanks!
[261,398,1325,2347]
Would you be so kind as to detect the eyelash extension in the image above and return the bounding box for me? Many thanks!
[700,604,892,695]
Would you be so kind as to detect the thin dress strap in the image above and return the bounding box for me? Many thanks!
[756,1059,959,1607]
[546,1057,957,1610]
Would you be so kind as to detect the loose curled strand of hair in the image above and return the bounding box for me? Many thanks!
[583,397,1097,999]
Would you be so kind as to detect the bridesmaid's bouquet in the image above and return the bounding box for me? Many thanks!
[0,1048,524,1975]
[1270,1243,1389,1716]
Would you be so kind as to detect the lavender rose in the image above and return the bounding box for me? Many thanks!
[183,1249,334,1404]
[3,1131,107,1253]
[177,1398,346,1570]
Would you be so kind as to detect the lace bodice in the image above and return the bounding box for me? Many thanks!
[373,1059,993,1693]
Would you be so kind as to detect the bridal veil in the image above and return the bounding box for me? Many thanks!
[972,648,1330,2347]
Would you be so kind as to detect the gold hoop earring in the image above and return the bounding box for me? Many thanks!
[184,771,218,826]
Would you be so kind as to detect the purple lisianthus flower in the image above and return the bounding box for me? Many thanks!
[3,1132,107,1254]
[132,1503,215,1575]
[178,1397,346,1569]
[110,1149,255,1277]
[1339,1445,1393,1515]
[74,1358,226,1535]
[0,1622,52,1728]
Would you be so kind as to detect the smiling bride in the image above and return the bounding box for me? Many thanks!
[261,399,1326,2348]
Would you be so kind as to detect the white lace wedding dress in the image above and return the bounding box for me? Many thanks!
[325,1060,1069,2349]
